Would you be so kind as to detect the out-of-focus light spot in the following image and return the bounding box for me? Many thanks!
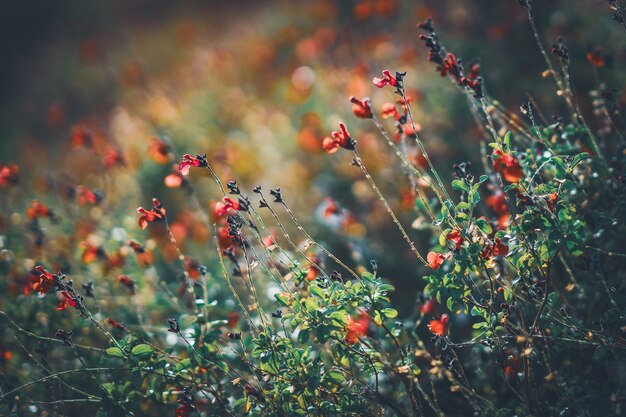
[291,66,315,90]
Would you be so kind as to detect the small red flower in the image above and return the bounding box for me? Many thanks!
[175,400,194,417]
[373,70,399,88]
[349,96,372,119]
[228,311,241,328]
[0,163,19,187]
[427,251,446,270]
[428,314,449,336]
[493,150,524,183]
[305,265,319,282]
[104,148,125,169]
[148,137,172,165]
[56,291,77,311]
[214,197,241,217]
[76,185,99,206]
[381,102,400,120]
[137,198,166,230]
[492,238,509,257]
[346,311,370,345]
[420,299,436,315]
[439,53,460,78]
[446,230,463,250]
[32,266,55,295]
[128,240,154,267]
[26,200,52,220]
[179,154,204,176]
[105,317,127,331]
[322,123,355,154]
[586,48,606,68]
[117,274,136,293]
[322,198,341,218]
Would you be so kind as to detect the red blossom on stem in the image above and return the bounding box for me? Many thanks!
[33,266,55,295]
[349,96,372,119]
[428,314,449,336]
[346,311,370,345]
[493,150,524,183]
[179,154,205,176]
[214,197,241,217]
[427,251,446,270]
[322,123,355,154]
[56,291,77,311]
[372,70,399,88]
[137,198,166,230]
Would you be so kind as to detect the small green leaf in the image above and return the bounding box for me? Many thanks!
[381,308,398,318]
[452,179,469,192]
[476,218,493,235]
[326,371,346,385]
[131,344,154,360]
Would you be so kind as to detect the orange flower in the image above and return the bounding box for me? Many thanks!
[26,200,52,220]
[427,251,446,270]
[428,314,449,336]
[137,198,166,230]
[493,150,524,183]
[346,311,370,345]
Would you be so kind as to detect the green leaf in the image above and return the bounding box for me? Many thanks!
[105,347,125,358]
[381,308,398,318]
[131,344,154,360]
[452,179,469,192]
[326,371,346,385]
[476,218,493,235]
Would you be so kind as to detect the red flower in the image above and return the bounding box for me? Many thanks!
[587,48,605,68]
[440,53,460,78]
[214,197,241,217]
[117,274,136,293]
[322,123,355,154]
[148,137,172,165]
[420,299,436,315]
[305,265,319,282]
[492,238,509,257]
[322,198,341,218]
[175,401,194,417]
[179,154,204,176]
[32,266,55,295]
[546,193,558,212]
[57,291,77,311]
[228,311,241,328]
[350,96,372,119]
[373,70,399,88]
[104,148,125,169]
[446,230,463,250]
[76,185,99,206]
[105,317,127,331]
[0,163,19,187]
[128,240,154,267]
[137,198,166,230]
[427,251,446,270]
[428,314,449,336]
[492,150,524,183]
[81,243,104,264]
[346,311,370,345]
[381,102,400,120]
[26,200,52,220]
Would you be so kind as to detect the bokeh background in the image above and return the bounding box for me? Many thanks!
[1,0,624,312]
